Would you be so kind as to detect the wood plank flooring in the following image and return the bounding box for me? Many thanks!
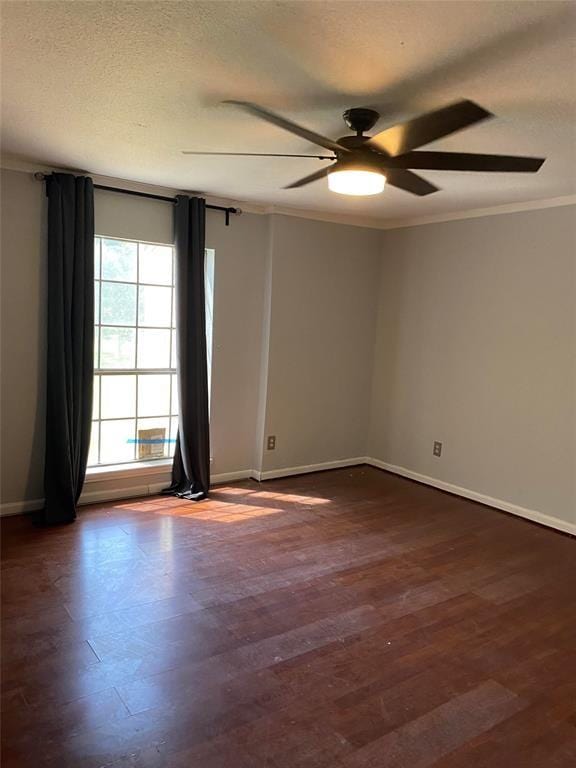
[1,466,575,767]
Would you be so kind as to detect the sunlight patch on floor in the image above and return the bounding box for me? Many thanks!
[181,506,283,522]
[250,490,330,505]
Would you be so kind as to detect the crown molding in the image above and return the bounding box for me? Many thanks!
[376,194,576,230]
[2,155,574,231]
[264,204,390,229]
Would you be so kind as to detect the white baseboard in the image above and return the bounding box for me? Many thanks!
[78,481,168,506]
[0,498,45,517]
[0,483,169,516]
[252,457,366,482]
[0,470,256,517]
[212,469,253,483]
[3,458,573,538]
[365,457,575,537]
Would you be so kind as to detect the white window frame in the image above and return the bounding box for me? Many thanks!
[87,236,214,476]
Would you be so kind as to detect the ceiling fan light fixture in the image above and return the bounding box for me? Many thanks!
[327,168,386,196]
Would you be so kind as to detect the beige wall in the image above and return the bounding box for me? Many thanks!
[260,214,381,472]
[207,209,269,475]
[368,206,576,528]
[0,169,46,506]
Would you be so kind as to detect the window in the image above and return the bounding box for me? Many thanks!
[89,236,214,468]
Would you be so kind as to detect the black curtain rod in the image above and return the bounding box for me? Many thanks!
[35,173,241,226]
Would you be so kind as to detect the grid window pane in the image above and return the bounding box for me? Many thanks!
[139,244,172,285]
[138,285,172,327]
[102,239,137,282]
[100,327,136,369]
[171,374,178,415]
[136,417,171,460]
[101,282,136,326]
[137,329,171,369]
[170,417,179,448]
[94,238,101,277]
[93,376,100,420]
[100,419,136,464]
[90,237,213,469]
[138,374,170,417]
[95,281,100,324]
[88,422,99,465]
[101,375,136,420]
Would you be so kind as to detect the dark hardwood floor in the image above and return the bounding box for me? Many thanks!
[1,466,575,767]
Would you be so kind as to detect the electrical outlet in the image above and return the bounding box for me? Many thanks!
[433,441,442,457]
[266,435,276,451]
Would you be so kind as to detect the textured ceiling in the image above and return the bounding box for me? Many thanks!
[2,0,576,223]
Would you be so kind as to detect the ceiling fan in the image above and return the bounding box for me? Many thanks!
[183,100,545,197]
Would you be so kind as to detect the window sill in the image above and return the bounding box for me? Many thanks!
[85,459,173,483]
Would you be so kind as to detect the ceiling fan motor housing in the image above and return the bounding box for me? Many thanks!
[334,152,389,173]
[343,107,380,134]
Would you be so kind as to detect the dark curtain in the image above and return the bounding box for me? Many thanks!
[39,173,94,525]
[164,196,210,500]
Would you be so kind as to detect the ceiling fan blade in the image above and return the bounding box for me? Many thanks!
[284,165,336,189]
[224,101,349,154]
[384,168,439,196]
[385,151,545,173]
[182,151,335,159]
[367,100,493,157]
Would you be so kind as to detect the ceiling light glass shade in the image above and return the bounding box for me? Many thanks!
[328,168,386,196]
